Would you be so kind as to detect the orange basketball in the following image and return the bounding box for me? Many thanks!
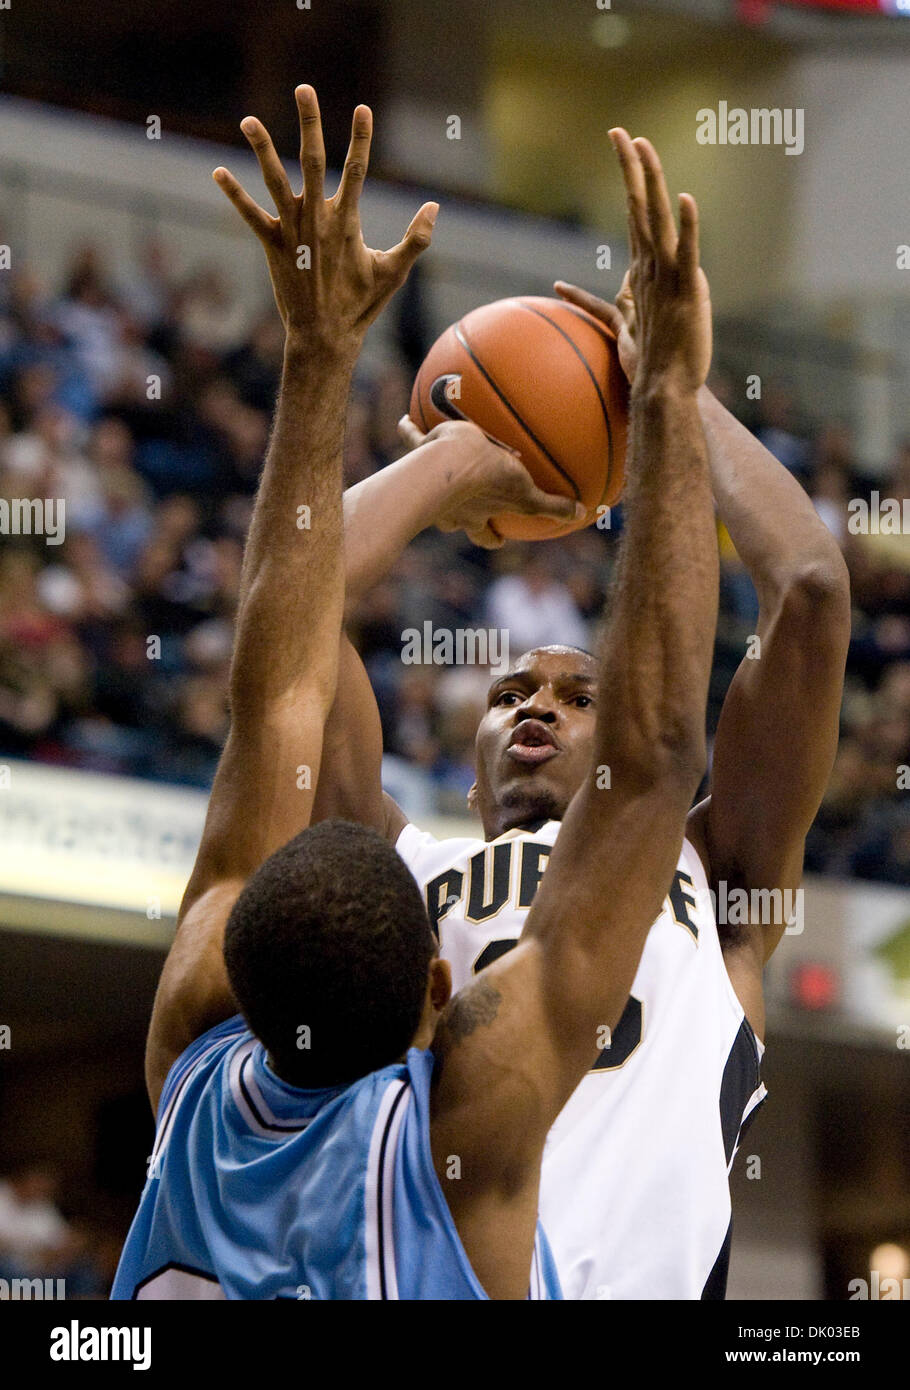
[410,295,628,540]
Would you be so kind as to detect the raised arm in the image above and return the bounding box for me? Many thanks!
[556,274,850,1038]
[427,132,720,1298]
[682,389,850,1028]
[312,422,582,838]
[145,88,437,1110]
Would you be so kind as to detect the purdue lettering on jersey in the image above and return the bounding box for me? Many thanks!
[397,818,766,1301]
[427,836,697,945]
[426,837,553,934]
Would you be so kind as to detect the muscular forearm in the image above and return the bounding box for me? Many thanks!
[596,385,718,776]
[230,336,350,720]
[342,441,461,617]
[698,387,843,607]
[343,422,579,615]
[145,90,440,1109]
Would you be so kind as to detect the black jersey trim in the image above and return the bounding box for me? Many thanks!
[238,1052,310,1134]
[132,1260,221,1300]
[377,1081,410,1300]
[719,1017,763,1165]
[701,1220,732,1301]
[703,1020,766,1300]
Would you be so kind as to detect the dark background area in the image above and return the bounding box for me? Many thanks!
[0,0,387,165]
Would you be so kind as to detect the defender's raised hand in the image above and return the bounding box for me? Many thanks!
[557,129,711,396]
[213,86,438,360]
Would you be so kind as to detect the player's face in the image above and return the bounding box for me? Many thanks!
[472,647,598,838]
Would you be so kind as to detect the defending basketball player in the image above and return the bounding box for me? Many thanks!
[309,131,853,1298]
[114,92,720,1299]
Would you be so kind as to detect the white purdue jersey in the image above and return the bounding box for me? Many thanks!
[396,817,767,1301]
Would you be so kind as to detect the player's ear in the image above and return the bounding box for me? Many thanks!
[429,957,452,1015]
[467,782,478,813]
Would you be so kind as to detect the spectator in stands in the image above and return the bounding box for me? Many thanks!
[37,532,130,625]
[387,665,441,771]
[160,670,228,787]
[0,1164,104,1298]
[754,378,811,482]
[370,359,412,466]
[132,497,210,639]
[434,688,486,813]
[8,360,60,428]
[175,264,249,360]
[217,399,269,494]
[88,618,169,735]
[2,403,101,530]
[0,549,92,760]
[105,310,174,410]
[811,459,851,549]
[117,234,177,337]
[343,389,382,486]
[485,544,590,653]
[54,245,124,403]
[82,463,154,579]
[811,419,859,492]
[222,308,283,414]
[0,1165,72,1278]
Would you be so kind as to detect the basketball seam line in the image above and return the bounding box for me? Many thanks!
[452,324,581,500]
[520,301,616,506]
[415,358,430,432]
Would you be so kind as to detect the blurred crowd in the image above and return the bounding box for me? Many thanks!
[0,1163,118,1298]
[1,237,910,884]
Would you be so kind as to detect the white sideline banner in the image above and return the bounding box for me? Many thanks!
[0,759,471,921]
[0,759,207,918]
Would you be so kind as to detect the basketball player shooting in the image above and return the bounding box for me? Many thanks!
[310,131,853,1298]
[113,91,721,1299]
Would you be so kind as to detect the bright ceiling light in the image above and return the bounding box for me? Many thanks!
[590,15,632,50]
[870,1243,910,1281]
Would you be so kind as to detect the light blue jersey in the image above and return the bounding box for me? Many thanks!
[112,1016,561,1300]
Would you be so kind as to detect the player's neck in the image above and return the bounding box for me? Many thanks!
[484,812,561,841]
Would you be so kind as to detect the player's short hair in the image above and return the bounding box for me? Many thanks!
[525,644,594,659]
[223,820,436,1088]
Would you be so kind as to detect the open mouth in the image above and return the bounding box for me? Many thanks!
[506,719,559,766]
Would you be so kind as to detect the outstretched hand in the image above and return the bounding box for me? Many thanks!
[214,86,438,362]
[556,128,711,396]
